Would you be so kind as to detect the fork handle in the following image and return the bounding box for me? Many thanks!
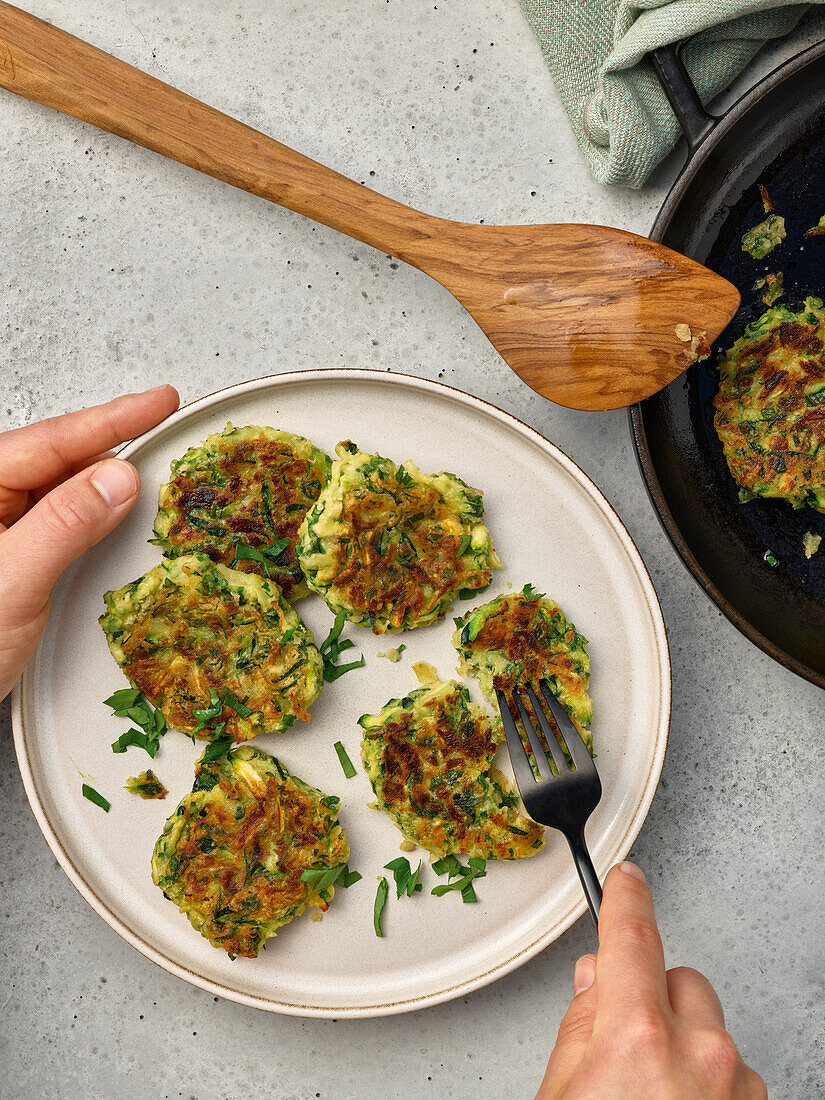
[566,829,602,926]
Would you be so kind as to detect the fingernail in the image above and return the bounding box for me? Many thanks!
[619,861,646,884]
[90,459,138,507]
[573,955,596,995]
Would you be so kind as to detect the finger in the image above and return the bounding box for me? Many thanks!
[0,451,121,531]
[666,966,726,1028]
[0,385,178,492]
[1,458,140,627]
[31,450,117,500]
[593,862,670,1021]
[538,955,598,1092]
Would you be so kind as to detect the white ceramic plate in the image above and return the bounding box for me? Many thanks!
[12,369,670,1017]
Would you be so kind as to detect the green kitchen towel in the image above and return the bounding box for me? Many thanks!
[518,0,818,187]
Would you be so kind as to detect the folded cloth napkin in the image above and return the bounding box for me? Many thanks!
[518,0,817,187]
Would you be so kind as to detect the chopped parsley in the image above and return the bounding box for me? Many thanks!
[373,876,389,937]
[333,741,357,779]
[300,863,361,889]
[105,686,168,759]
[82,783,110,812]
[198,735,234,765]
[384,857,424,898]
[319,612,365,682]
[431,856,486,903]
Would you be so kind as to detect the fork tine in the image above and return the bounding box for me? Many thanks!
[523,683,569,776]
[514,688,564,779]
[538,680,596,774]
[495,688,541,792]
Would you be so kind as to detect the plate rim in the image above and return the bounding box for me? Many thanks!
[12,367,671,1017]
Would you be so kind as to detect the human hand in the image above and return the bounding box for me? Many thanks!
[537,863,766,1099]
[0,385,179,702]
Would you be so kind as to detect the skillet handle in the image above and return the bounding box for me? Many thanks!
[651,43,717,154]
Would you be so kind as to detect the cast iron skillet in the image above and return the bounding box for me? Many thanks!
[631,40,825,687]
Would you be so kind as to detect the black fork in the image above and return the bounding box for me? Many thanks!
[496,680,603,925]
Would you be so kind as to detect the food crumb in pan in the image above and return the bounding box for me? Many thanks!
[763,550,779,568]
[742,213,786,259]
[675,324,711,365]
[754,271,784,306]
[803,532,822,559]
[805,215,825,238]
[758,183,774,213]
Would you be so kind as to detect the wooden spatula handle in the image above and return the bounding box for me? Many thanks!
[0,2,435,254]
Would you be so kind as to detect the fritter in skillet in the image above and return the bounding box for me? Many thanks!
[152,745,349,957]
[359,679,543,859]
[296,442,501,634]
[99,553,322,742]
[452,585,593,751]
[153,424,330,600]
[714,297,825,509]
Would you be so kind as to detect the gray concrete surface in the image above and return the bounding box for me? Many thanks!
[2,2,825,1097]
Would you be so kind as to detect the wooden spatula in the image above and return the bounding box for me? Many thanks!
[0,2,739,410]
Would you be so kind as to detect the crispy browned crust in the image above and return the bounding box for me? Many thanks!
[714,301,825,508]
[156,430,329,599]
[335,481,488,626]
[153,751,348,957]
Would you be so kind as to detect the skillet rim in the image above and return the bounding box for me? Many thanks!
[630,37,825,690]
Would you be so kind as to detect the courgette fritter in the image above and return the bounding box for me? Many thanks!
[152,745,349,957]
[152,424,330,600]
[714,297,825,509]
[296,442,501,634]
[359,679,543,858]
[99,553,322,742]
[452,586,593,750]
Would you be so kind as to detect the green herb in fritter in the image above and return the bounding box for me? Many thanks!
[713,298,825,510]
[333,740,357,779]
[82,783,110,812]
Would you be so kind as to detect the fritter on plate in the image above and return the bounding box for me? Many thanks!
[152,745,349,957]
[359,679,543,858]
[452,585,593,750]
[100,553,322,741]
[714,297,825,509]
[153,424,330,600]
[296,441,501,633]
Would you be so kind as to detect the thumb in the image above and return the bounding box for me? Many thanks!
[2,458,140,626]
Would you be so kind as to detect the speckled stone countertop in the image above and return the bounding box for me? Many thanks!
[2,3,824,1097]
